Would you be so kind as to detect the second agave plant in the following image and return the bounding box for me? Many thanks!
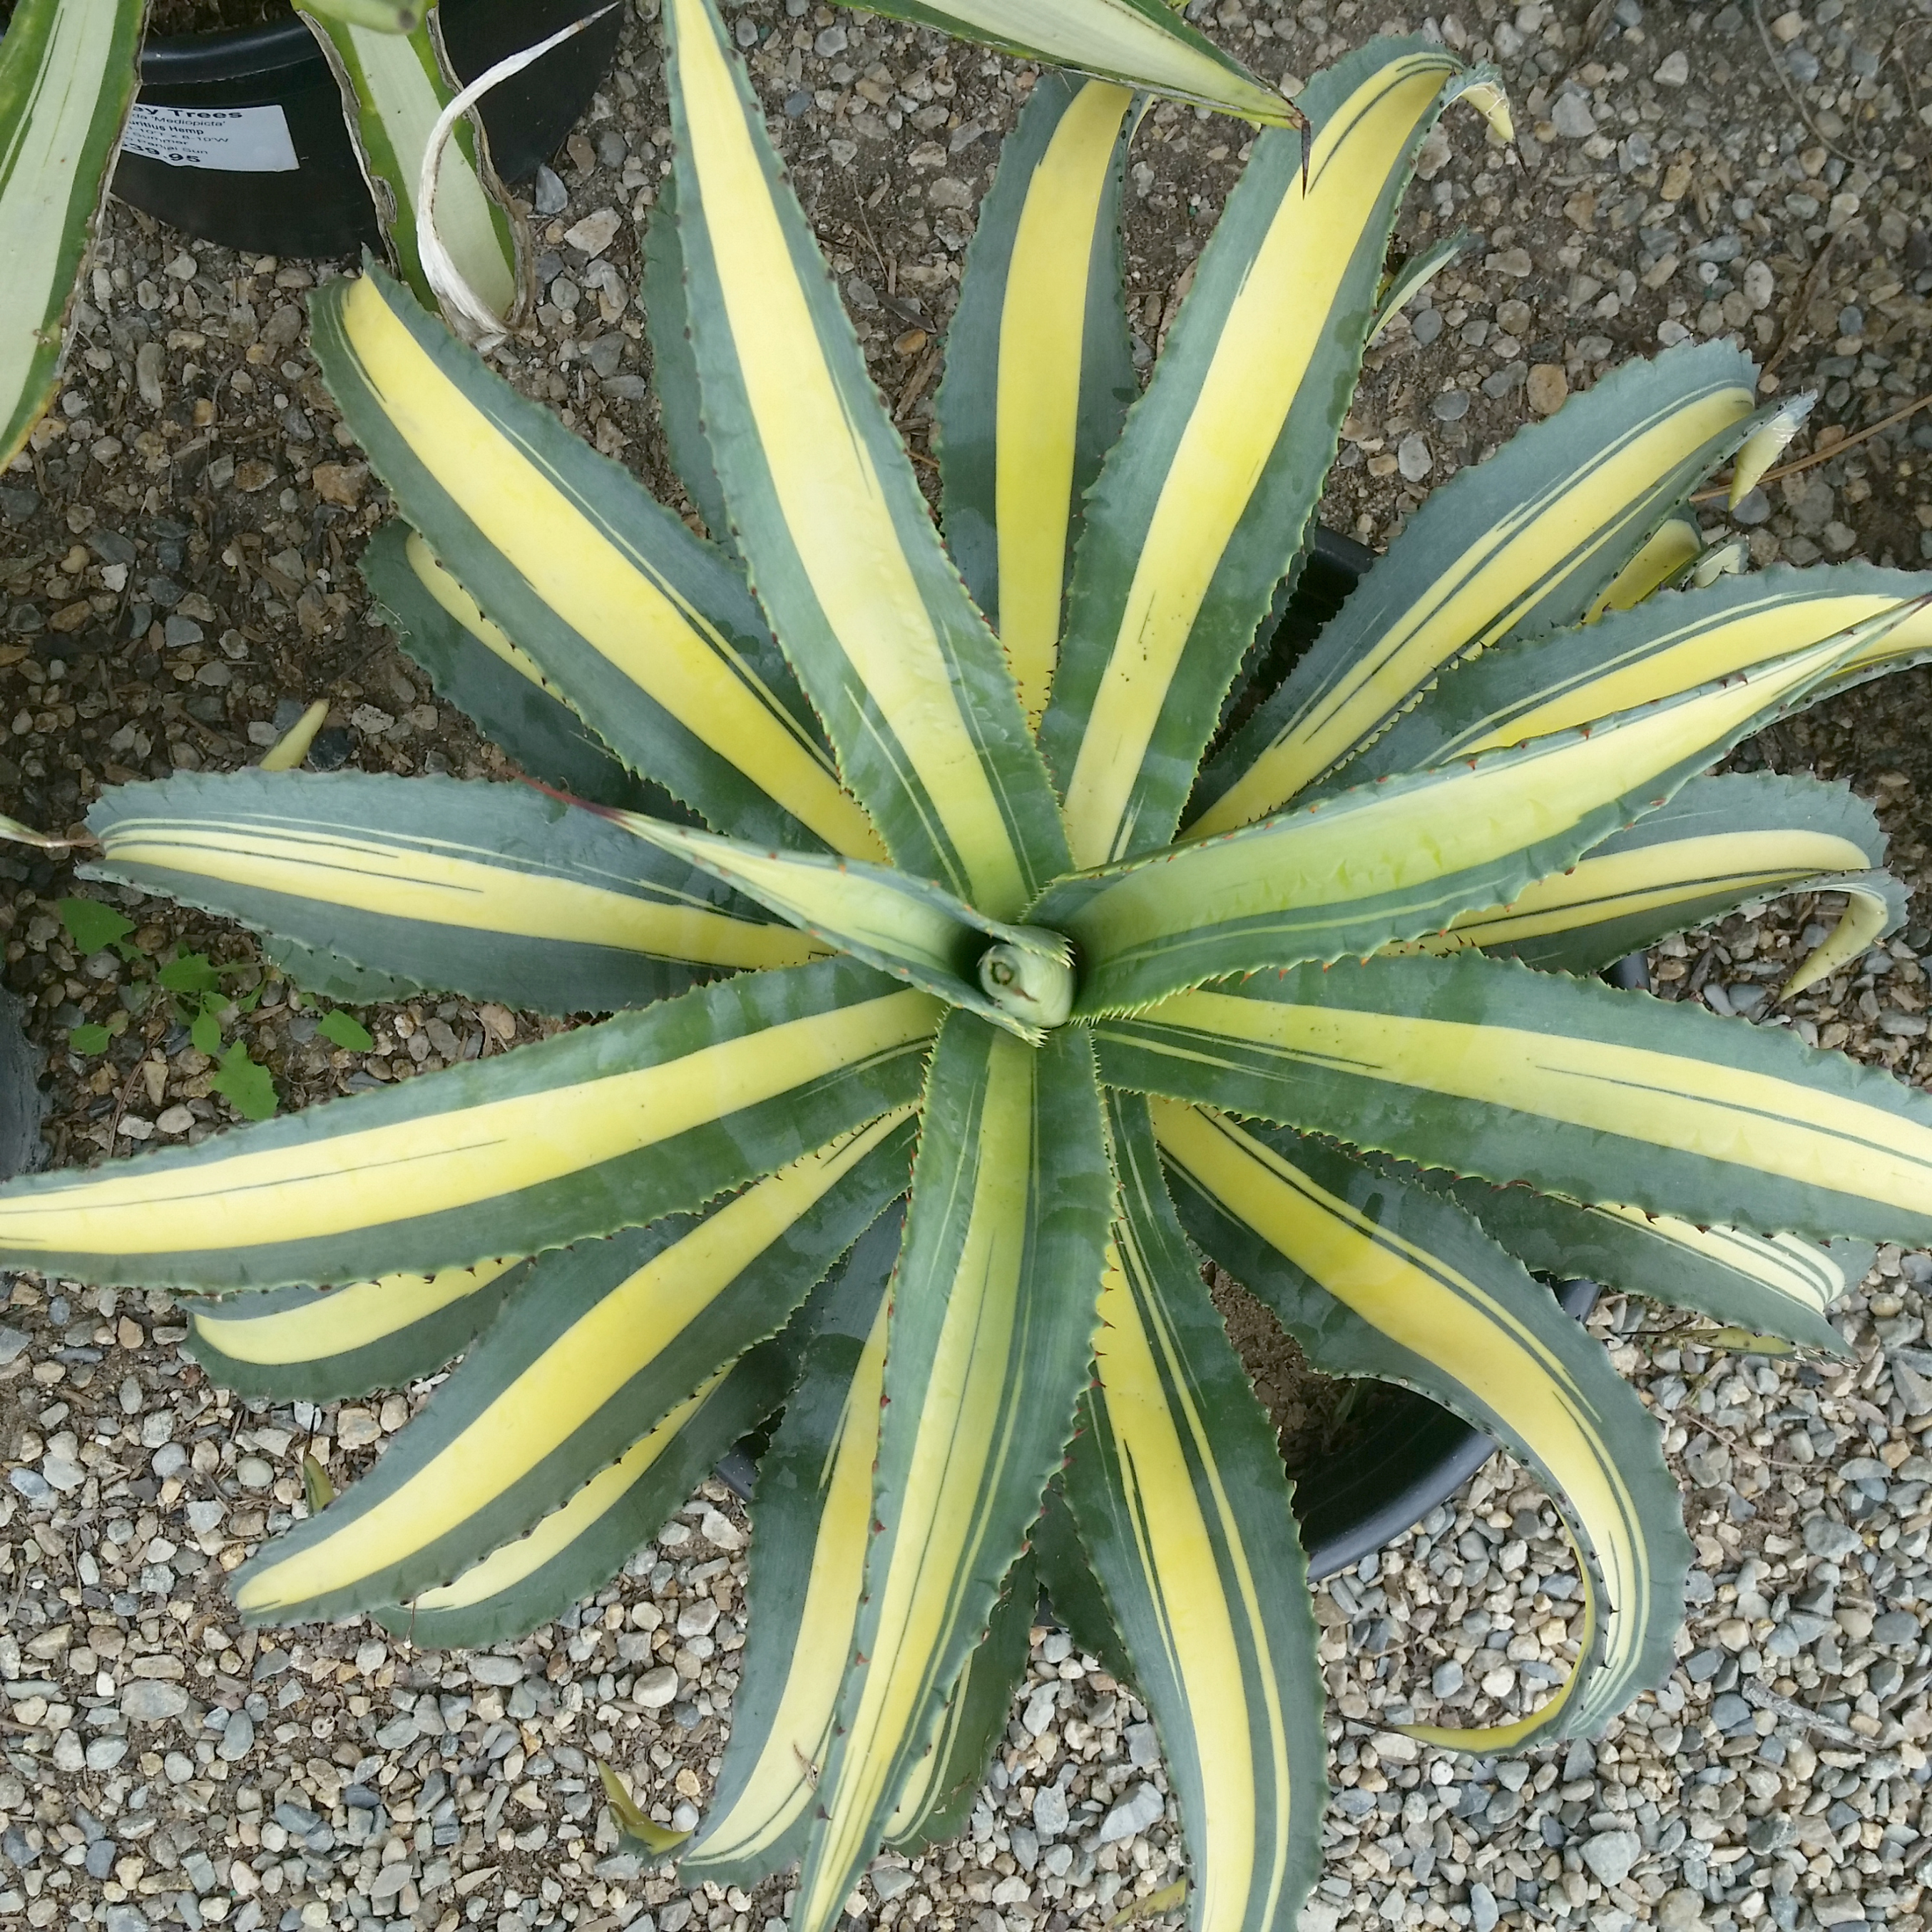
[2,4,1931,1927]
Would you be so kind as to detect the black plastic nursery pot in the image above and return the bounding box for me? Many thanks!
[113,0,622,260]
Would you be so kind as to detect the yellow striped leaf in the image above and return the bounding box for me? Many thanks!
[640,170,732,556]
[1063,1095,1327,1932]
[663,0,1066,918]
[1583,512,1703,619]
[880,1557,1038,1856]
[0,959,937,1292]
[360,522,657,812]
[1155,1100,1690,1746]
[1188,340,1768,833]
[1092,954,1932,1247]
[855,1,1292,124]
[310,264,879,859]
[1043,44,1475,868]
[936,71,1136,725]
[1036,633,1854,1015]
[0,0,143,469]
[1348,563,1932,785]
[86,770,824,1018]
[683,1208,901,1883]
[793,1016,1113,1932]
[299,8,521,324]
[185,1259,528,1401]
[380,1364,768,1655]
[1034,1479,1135,1685]
[1382,772,1891,978]
[235,1112,914,1624]
[374,1224,904,1652]
[1431,1177,1864,1358]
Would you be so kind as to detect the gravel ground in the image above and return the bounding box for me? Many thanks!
[4,4,1932,1932]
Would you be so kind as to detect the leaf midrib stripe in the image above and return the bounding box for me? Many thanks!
[1177,1109,1650,1696]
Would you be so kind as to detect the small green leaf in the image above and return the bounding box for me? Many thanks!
[211,1043,277,1122]
[598,1760,690,1858]
[302,1453,337,1513]
[58,896,135,959]
[1109,1881,1189,1929]
[158,951,221,994]
[68,1023,111,1056]
[190,1009,224,1058]
[319,1010,376,1052]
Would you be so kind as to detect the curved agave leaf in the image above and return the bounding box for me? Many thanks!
[1188,339,1768,832]
[1384,772,1891,977]
[641,172,733,554]
[373,1228,904,1653]
[1349,563,1932,784]
[1157,1100,1690,1746]
[299,6,521,323]
[1783,874,1908,997]
[880,1553,1038,1856]
[682,1210,901,1883]
[854,1,1293,125]
[1037,631,1856,1014]
[185,1259,529,1401]
[1031,1477,1134,1684]
[1431,1177,1862,1358]
[794,1017,1113,1932]
[1043,41,1478,869]
[0,0,143,468]
[1093,953,1932,1247]
[85,770,823,1018]
[664,0,1067,919]
[1585,513,1704,619]
[232,1110,914,1624]
[310,264,876,859]
[1367,230,1473,344]
[0,959,936,1292]
[1063,1095,1327,1932]
[936,71,1136,723]
[377,1346,786,1652]
[360,521,660,812]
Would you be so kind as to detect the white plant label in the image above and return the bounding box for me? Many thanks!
[122,103,300,174]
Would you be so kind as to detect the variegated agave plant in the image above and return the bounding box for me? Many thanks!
[6,4,1932,1923]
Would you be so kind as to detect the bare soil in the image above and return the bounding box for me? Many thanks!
[145,0,292,36]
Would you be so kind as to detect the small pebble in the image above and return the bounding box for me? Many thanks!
[1525,363,1568,416]
[1551,91,1598,138]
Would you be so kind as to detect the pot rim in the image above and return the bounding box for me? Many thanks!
[138,16,344,86]
[136,1,610,86]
